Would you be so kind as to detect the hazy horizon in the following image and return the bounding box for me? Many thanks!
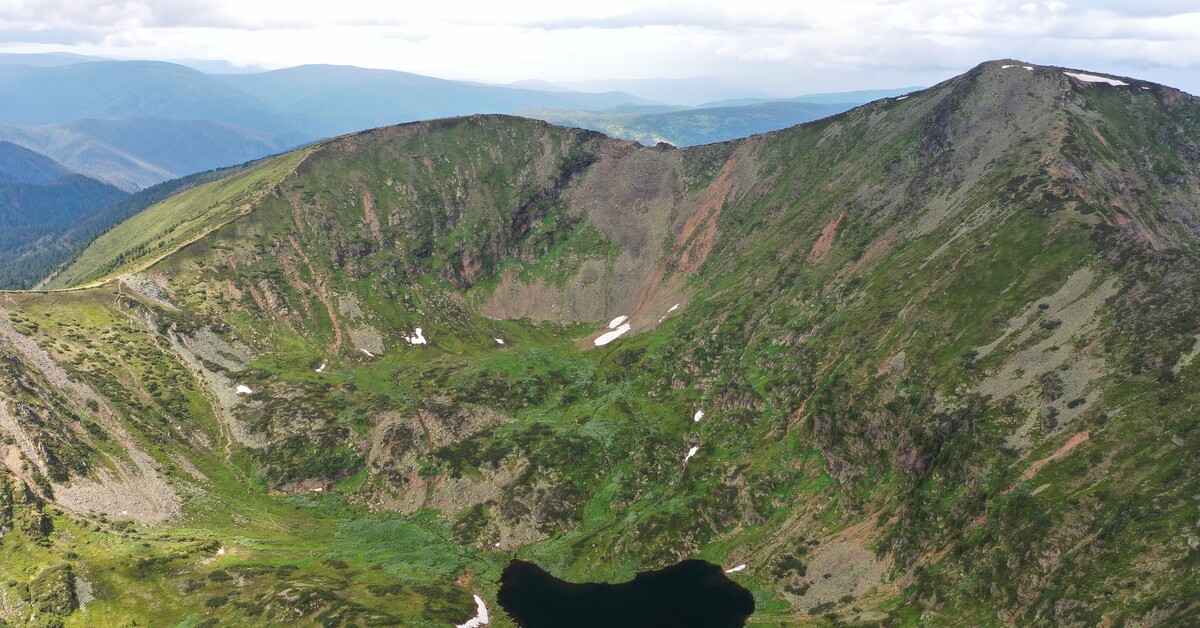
[2,1,1199,97]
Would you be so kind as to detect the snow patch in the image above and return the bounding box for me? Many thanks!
[494,338,505,345]
[360,348,376,358]
[1002,64,1034,71]
[725,564,747,573]
[895,95,908,100]
[1141,86,1150,90]
[693,410,704,422]
[608,315,628,329]
[235,385,253,395]
[406,328,427,345]
[658,303,682,323]
[594,323,631,346]
[217,547,226,556]
[684,446,699,463]
[456,594,490,628]
[315,363,327,373]
[1063,71,1128,86]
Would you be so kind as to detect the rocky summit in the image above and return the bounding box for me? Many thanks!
[1,60,1199,625]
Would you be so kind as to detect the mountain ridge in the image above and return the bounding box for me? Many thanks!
[0,60,1198,625]
[0,140,74,184]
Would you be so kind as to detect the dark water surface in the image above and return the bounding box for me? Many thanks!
[497,558,755,628]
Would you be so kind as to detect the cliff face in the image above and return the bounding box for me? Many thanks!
[2,60,1200,624]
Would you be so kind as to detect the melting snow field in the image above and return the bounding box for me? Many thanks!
[1002,64,1034,71]
[725,564,747,574]
[1063,71,1128,86]
[235,385,252,395]
[494,338,504,345]
[406,328,427,345]
[360,348,375,358]
[693,410,704,422]
[456,595,490,628]
[595,323,631,346]
[608,315,629,328]
[684,446,699,463]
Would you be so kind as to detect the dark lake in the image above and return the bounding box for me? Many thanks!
[497,558,755,628]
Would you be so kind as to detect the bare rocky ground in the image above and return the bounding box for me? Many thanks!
[0,308,181,523]
[167,326,265,449]
[973,267,1117,451]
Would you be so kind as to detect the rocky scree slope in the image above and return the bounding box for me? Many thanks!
[2,60,1200,625]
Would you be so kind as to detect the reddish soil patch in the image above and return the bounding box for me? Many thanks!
[1006,430,1091,492]
[674,155,740,275]
[361,190,384,244]
[808,212,845,262]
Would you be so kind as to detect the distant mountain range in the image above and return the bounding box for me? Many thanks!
[0,57,655,189]
[0,118,303,191]
[533,76,783,106]
[522,91,918,147]
[0,141,127,226]
[0,141,128,288]
[215,64,654,138]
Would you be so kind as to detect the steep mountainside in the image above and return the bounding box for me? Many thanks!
[3,61,1200,626]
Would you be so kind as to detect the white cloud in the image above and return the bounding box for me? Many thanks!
[1,1,1199,94]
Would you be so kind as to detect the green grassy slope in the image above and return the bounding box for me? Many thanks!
[3,60,1200,626]
[46,148,312,289]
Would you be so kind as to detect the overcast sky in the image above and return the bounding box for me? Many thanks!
[2,0,1200,95]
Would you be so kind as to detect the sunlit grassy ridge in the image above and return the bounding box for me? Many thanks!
[47,148,313,290]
